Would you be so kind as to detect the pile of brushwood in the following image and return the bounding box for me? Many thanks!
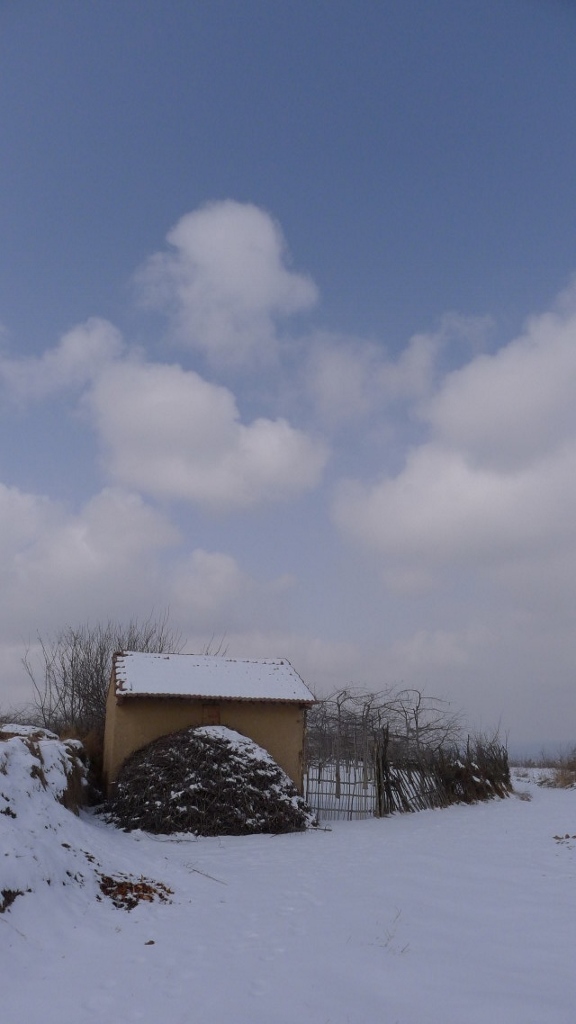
[433,737,512,803]
[105,726,317,836]
[374,735,512,816]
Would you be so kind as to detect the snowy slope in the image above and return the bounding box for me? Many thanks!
[1,738,575,1024]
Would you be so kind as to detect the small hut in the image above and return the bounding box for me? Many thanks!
[102,652,315,793]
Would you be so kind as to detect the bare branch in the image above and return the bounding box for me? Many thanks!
[21,613,185,736]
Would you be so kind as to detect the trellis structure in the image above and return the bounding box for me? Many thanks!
[304,690,510,821]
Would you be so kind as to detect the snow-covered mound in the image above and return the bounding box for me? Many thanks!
[0,725,89,910]
[105,725,317,836]
[0,724,87,817]
[0,725,172,915]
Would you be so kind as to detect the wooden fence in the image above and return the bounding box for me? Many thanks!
[304,760,447,820]
[304,743,511,822]
[304,691,511,822]
[304,763,376,821]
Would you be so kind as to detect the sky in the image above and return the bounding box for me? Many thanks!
[1,0,576,751]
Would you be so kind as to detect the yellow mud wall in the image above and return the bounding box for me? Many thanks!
[103,691,306,793]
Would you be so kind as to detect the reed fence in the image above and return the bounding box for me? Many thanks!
[304,690,511,822]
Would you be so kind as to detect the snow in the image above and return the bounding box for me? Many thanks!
[1,735,575,1023]
[114,652,315,702]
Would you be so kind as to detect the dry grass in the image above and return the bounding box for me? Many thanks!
[537,749,576,789]
[548,764,576,789]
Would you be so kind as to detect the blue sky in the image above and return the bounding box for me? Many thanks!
[1,0,576,750]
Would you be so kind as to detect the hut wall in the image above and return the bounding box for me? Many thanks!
[103,683,306,792]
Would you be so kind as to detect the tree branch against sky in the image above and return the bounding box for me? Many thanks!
[1,1,575,751]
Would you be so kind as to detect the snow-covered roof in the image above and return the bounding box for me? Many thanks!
[113,652,315,704]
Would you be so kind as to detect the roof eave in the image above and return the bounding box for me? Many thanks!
[116,690,316,706]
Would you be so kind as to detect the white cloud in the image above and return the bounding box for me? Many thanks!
[385,624,491,677]
[305,337,383,422]
[0,310,327,512]
[334,289,576,574]
[88,358,328,509]
[335,441,576,568]
[422,299,576,471]
[0,483,59,561]
[136,200,318,366]
[0,484,294,645]
[0,484,179,640]
[173,549,254,617]
[170,550,295,633]
[0,480,304,709]
[379,330,439,402]
[0,318,124,402]
[305,314,490,425]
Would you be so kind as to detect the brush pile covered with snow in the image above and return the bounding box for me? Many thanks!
[105,725,317,835]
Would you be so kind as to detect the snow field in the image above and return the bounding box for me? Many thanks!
[1,745,575,1024]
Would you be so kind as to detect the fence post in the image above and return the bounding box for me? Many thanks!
[374,726,392,817]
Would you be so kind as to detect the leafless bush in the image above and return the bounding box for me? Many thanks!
[21,612,183,736]
[305,693,510,817]
[0,706,33,728]
[307,687,463,768]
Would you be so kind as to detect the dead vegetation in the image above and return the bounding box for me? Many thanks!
[538,749,576,789]
[21,614,183,736]
[0,888,27,913]
[305,690,511,818]
[104,726,317,836]
[307,687,463,767]
[97,873,173,911]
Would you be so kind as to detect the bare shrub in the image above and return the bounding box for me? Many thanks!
[305,692,510,818]
[21,613,183,737]
[307,687,463,769]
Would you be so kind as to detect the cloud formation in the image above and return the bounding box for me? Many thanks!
[0,479,299,707]
[423,302,576,471]
[0,310,328,513]
[305,314,491,425]
[0,319,124,402]
[169,549,295,633]
[334,292,576,578]
[88,357,328,508]
[136,200,318,366]
[0,484,178,638]
[2,201,575,747]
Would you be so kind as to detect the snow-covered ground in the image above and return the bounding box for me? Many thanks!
[2,736,575,1024]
